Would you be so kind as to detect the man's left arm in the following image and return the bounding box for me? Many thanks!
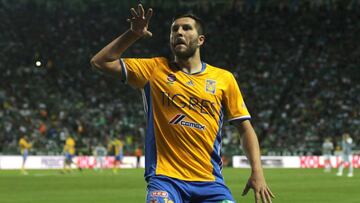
[234,120,274,203]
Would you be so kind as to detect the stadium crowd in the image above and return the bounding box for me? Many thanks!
[0,0,359,158]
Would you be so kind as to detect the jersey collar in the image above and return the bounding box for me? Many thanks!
[171,61,207,75]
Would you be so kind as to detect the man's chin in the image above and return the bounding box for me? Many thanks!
[174,50,194,59]
[175,53,189,60]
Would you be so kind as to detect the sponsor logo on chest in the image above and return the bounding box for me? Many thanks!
[169,114,205,130]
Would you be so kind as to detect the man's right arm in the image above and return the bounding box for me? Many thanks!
[90,4,153,76]
[90,30,141,76]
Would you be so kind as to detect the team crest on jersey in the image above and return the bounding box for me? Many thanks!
[167,73,176,85]
[169,114,205,130]
[205,79,216,94]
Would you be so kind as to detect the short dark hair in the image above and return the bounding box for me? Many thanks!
[172,14,205,35]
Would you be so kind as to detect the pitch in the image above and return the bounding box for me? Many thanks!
[0,168,358,203]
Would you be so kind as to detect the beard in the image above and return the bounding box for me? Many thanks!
[170,38,199,60]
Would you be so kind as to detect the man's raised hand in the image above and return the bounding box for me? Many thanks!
[127,4,153,38]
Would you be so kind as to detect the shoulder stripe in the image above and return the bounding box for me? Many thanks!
[228,115,251,122]
[119,58,128,83]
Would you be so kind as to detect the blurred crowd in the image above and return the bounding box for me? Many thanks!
[0,0,359,157]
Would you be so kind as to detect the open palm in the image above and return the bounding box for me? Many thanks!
[127,4,153,37]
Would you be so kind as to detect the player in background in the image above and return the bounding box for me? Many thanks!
[108,136,124,174]
[336,133,354,177]
[135,145,143,168]
[19,135,32,175]
[322,137,334,172]
[93,142,107,172]
[62,135,81,173]
[91,4,273,202]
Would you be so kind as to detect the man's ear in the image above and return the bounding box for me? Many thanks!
[198,35,205,46]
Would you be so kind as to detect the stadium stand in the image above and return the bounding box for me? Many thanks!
[0,0,359,159]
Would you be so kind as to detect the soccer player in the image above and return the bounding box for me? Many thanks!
[93,142,107,171]
[135,145,143,168]
[91,4,274,203]
[62,135,78,173]
[19,135,32,175]
[336,133,354,177]
[322,137,334,172]
[108,136,124,173]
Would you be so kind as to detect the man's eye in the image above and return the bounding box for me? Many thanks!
[172,26,179,32]
[183,25,192,30]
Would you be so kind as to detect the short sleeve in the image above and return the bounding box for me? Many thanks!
[222,73,251,122]
[120,57,158,89]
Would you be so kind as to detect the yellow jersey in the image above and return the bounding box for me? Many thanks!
[19,138,32,155]
[64,137,76,155]
[120,57,250,182]
[112,139,124,156]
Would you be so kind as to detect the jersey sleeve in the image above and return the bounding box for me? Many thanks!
[223,72,251,122]
[119,57,158,89]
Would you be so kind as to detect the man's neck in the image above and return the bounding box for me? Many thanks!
[175,52,202,74]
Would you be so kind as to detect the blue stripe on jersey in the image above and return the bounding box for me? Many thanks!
[119,59,127,83]
[211,105,225,183]
[144,83,157,181]
[200,62,206,73]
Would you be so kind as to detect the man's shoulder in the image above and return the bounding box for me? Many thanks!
[152,56,168,61]
[205,63,234,78]
[127,56,168,63]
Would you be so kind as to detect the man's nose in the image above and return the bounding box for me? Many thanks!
[176,27,185,35]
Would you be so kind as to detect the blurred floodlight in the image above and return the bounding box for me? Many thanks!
[35,61,42,67]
